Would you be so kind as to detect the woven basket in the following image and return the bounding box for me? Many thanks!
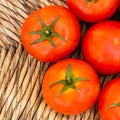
[0,0,120,120]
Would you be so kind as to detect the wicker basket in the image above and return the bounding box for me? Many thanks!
[0,0,120,120]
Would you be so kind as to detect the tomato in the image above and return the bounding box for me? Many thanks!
[66,0,119,22]
[21,5,80,62]
[98,77,120,120]
[82,21,120,75]
[42,58,100,115]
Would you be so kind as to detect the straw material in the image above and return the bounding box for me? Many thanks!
[0,0,119,120]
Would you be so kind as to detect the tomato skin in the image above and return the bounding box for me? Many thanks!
[98,78,120,120]
[42,58,100,115]
[21,5,80,62]
[82,21,120,75]
[66,0,119,22]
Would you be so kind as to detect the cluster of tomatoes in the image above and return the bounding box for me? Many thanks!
[21,0,120,119]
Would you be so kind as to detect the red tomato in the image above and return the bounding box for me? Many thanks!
[82,21,120,75]
[42,58,100,115]
[66,0,119,22]
[21,5,80,62]
[98,77,120,120]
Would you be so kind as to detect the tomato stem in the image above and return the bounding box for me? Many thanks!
[66,76,72,84]
[50,64,88,96]
[28,15,66,47]
[44,29,51,36]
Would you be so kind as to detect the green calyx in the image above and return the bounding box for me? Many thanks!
[86,0,97,3]
[50,64,88,96]
[107,102,120,109]
[28,15,66,47]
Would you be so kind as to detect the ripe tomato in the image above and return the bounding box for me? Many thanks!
[98,77,120,120]
[66,0,119,22]
[82,21,120,75]
[21,5,80,62]
[42,58,100,115]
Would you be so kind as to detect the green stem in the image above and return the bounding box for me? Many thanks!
[50,64,88,96]
[44,29,51,36]
[66,76,72,85]
[28,15,66,47]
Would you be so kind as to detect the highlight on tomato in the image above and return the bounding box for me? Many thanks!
[82,20,120,75]
[66,0,119,22]
[42,58,100,115]
[98,77,120,120]
[21,5,80,62]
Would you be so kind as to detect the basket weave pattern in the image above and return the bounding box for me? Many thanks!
[0,0,120,120]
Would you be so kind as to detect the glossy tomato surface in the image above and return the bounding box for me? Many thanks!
[66,0,119,22]
[82,21,120,75]
[42,58,100,115]
[98,78,120,120]
[21,5,80,62]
